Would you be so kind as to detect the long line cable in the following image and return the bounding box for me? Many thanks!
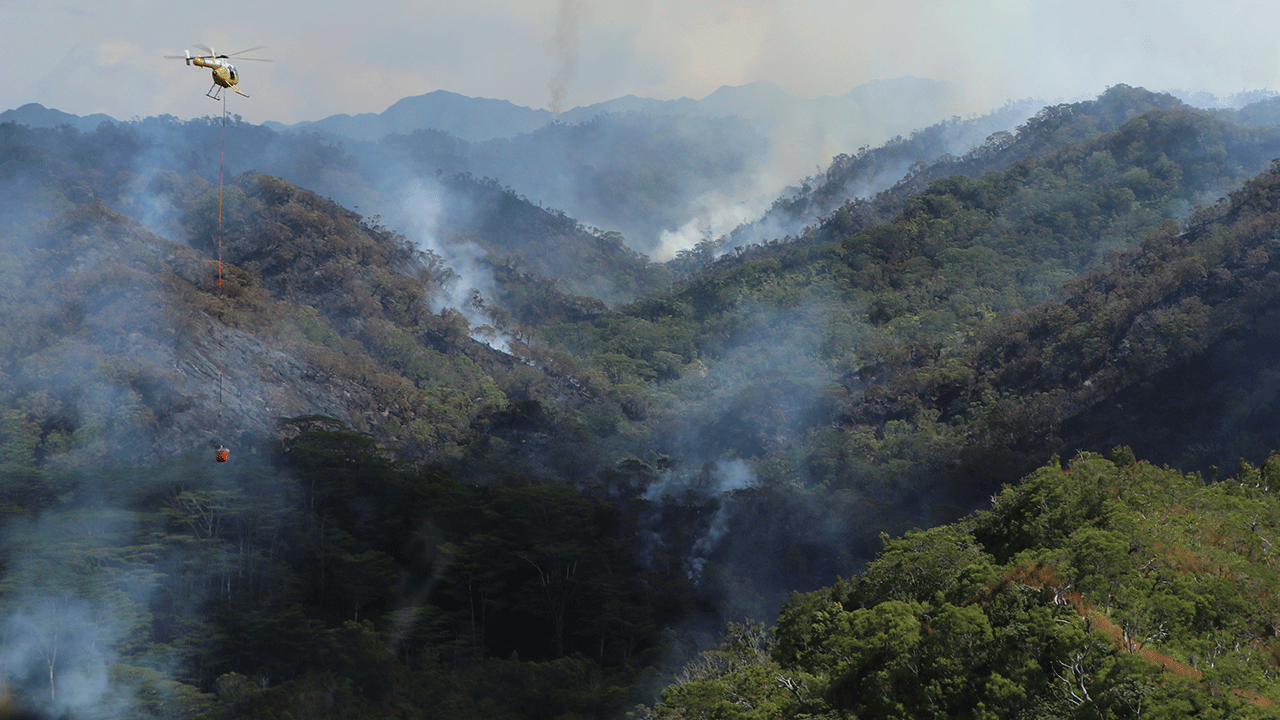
[217,93,226,421]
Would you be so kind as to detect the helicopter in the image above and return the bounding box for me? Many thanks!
[166,45,272,99]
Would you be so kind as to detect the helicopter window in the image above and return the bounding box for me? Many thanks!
[229,66,238,81]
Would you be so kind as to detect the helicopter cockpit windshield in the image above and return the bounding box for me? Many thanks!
[228,66,238,82]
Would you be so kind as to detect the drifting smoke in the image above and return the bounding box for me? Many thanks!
[642,457,758,503]
[397,179,521,354]
[654,190,771,262]
[1170,87,1279,110]
[722,97,1043,252]
[685,460,756,580]
[2,595,114,714]
[644,458,759,580]
[545,0,582,115]
[0,509,164,718]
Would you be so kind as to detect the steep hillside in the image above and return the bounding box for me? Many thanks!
[0,186,538,466]
[549,86,1280,503]
[643,451,1280,718]
[0,131,645,473]
[0,115,672,308]
[10,83,1280,719]
[0,200,380,463]
[702,85,1190,267]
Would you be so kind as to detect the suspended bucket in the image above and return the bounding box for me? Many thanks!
[215,445,230,463]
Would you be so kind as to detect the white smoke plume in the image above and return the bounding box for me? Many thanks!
[0,510,157,717]
[397,179,521,355]
[654,191,770,262]
[643,458,759,580]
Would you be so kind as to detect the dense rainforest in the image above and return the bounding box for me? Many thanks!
[3,84,1280,717]
[645,450,1280,719]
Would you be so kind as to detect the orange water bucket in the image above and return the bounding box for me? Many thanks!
[215,447,230,463]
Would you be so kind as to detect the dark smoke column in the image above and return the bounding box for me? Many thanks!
[546,0,582,114]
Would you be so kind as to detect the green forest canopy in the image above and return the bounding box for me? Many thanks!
[7,85,1280,717]
[646,450,1280,719]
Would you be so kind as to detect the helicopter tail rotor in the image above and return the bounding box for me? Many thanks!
[162,49,195,65]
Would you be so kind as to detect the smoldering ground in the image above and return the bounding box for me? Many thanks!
[624,297,891,623]
[390,179,521,353]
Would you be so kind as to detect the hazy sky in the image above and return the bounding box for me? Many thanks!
[3,0,1275,125]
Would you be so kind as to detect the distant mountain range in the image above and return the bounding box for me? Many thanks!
[0,102,118,132]
[5,79,966,143]
[14,83,1279,265]
[270,77,968,143]
[8,84,1278,146]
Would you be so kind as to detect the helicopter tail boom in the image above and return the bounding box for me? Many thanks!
[191,55,221,70]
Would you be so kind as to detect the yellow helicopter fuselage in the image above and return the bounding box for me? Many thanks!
[169,46,266,99]
[188,55,239,90]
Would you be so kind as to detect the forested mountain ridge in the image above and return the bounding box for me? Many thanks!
[229,77,1001,263]
[0,160,643,473]
[676,85,1217,273]
[267,77,962,145]
[619,84,1280,718]
[549,86,1280,500]
[0,150,707,718]
[0,115,672,306]
[7,83,1280,718]
[644,450,1280,718]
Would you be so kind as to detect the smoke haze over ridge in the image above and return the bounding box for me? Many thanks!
[4,0,1276,128]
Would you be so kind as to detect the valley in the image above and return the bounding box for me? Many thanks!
[2,82,1280,718]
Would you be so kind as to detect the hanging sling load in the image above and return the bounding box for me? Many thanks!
[214,94,228,463]
[167,45,271,463]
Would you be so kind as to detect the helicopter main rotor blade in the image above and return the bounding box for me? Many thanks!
[228,46,267,57]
